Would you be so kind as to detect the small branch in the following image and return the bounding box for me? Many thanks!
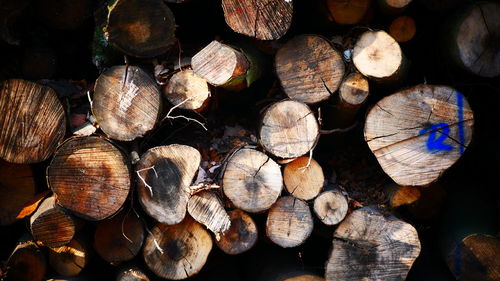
[162,98,208,131]
[319,122,358,134]
[299,149,313,171]
[136,166,158,197]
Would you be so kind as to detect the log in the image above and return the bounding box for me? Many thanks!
[105,0,176,57]
[0,159,36,225]
[191,40,252,89]
[48,238,88,277]
[313,190,348,225]
[136,145,200,225]
[283,274,325,281]
[364,85,474,186]
[445,234,500,281]
[326,0,372,25]
[384,183,421,207]
[143,216,212,280]
[378,0,413,14]
[352,30,407,82]
[116,267,150,281]
[330,72,369,128]
[283,156,324,200]
[221,0,293,40]
[5,237,46,281]
[0,79,66,163]
[30,196,76,248]
[259,100,319,159]
[48,136,131,220]
[187,190,231,234]
[92,65,161,141]
[389,16,416,43]
[222,148,282,213]
[266,196,314,248]
[215,209,258,255]
[163,69,211,111]
[446,2,500,77]
[94,209,145,264]
[275,34,345,104]
[326,207,421,281]
[33,0,91,31]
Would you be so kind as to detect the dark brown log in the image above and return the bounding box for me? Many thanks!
[105,0,176,57]
[352,30,407,82]
[275,34,345,104]
[326,207,421,281]
[215,209,258,255]
[92,65,161,141]
[0,79,66,164]
[34,0,91,30]
[259,100,319,159]
[446,234,500,281]
[94,209,145,264]
[136,145,200,225]
[48,136,131,221]
[48,237,88,277]
[389,16,416,43]
[221,0,293,40]
[222,148,282,213]
[384,183,421,207]
[0,159,36,225]
[163,69,211,111]
[447,2,500,77]
[30,196,76,248]
[326,0,372,25]
[116,267,150,281]
[191,40,250,87]
[187,190,231,234]
[364,85,474,186]
[283,156,324,200]
[5,237,46,281]
[313,190,348,225]
[266,196,313,248]
[143,216,212,280]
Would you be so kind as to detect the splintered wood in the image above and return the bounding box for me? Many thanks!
[364,85,474,186]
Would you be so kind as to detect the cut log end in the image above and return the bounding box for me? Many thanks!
[49,238,88,277]
[143,216,212,280]
[215,209,258,255]
[364,85,474,186]
[30,196,76,248]
[326,0,372,25]
[389,16,416,43]
[454,2,500,77]
[313,190,348,225]
[222,0,293,40]
[384,183,421,207]
[48,136,131,221]
[283,157,324,200]
[116,267,150,281]
[326,207,421,281]
[0,79,66,164]
[192,40,250,87]
[353,30,403,79]
[339,73,370,107]
[382,0,413,10]
[259,100,319,159]
[94,209,145,264]
[275,35,345,104]
[136,145,201,225]
[6,240,46,281]
[187,190,231,234]
[163,69,211,111]
[93,65,161,141]
[222,148,283,213]
[105,0,176,57]
[266,196,313,248]
[446,234,500,281]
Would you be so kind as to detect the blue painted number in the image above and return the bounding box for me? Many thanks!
[419,123,453,154]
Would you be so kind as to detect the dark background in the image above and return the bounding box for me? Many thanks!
[1,0,499,280]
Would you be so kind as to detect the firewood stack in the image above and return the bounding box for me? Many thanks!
[1,0,499,281]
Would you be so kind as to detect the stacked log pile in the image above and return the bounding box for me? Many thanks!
[1,0,499,281]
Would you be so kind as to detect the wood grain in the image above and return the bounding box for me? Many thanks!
[215,209,258,255]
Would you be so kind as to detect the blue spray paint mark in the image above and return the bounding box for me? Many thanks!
[457,92,465,155]
[419,123,453,154]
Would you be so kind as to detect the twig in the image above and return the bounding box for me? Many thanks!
[136,166,158,197]
[162,98,208,131]
[299,149,313,171]
[87,90,93,108]
[319,122,358,134]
